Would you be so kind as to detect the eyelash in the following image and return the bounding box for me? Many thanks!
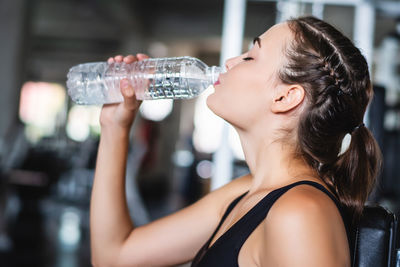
[243,57,253,61]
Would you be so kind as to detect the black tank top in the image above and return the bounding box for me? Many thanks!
[191,180,351,267]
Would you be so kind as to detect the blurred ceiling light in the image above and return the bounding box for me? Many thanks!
[59,209,81,249]
[88,106,102,135]
[66,105,101,142]
[19,81,66,142]
[148,42,169,58]
[139,99,173,121]
[196,160,214,179]
[172,150,194,167]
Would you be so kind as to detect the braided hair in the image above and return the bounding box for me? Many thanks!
[280,16,382,223]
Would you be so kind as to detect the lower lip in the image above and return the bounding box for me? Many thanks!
[214,80,220,86]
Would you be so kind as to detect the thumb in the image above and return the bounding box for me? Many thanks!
[120,79,141,111]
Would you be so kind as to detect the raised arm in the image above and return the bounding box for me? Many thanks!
[89,54,251,267]
[90,54,145,266]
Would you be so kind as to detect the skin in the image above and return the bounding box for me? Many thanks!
[90,23,350,267]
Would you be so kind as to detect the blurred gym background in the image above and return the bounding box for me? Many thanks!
[0,0,399,266]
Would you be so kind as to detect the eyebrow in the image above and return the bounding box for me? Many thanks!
[253,37,261,47]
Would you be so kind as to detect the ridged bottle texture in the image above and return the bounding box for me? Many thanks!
[66,56,222,105]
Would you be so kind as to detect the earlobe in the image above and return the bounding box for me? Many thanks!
[271,85,305,113]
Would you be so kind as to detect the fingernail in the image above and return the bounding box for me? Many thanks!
[122,81,134,96]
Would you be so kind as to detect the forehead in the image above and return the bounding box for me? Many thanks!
[258,23,292,51]
[254,23,293,83]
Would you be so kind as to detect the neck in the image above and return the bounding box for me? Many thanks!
[237,128,318,193]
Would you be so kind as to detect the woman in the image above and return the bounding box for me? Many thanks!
[90,16,381,266]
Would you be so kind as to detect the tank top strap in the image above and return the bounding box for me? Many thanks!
[206,191,248,246]
[232,180,350,252]
[291,180,342,207]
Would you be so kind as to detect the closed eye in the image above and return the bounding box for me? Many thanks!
[243,57,254,61]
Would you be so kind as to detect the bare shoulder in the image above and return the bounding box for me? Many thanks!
[270,183,341,219]
[261,184,350,267]
[267,184,343,237]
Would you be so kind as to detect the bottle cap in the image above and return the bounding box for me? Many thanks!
[207,66,223,83]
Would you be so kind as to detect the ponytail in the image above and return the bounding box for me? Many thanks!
[332,125,382,223]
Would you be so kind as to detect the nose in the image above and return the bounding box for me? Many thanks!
[225,55,241,71]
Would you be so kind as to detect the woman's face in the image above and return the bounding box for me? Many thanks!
[207,23,292,130]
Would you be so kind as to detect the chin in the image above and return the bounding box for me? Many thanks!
[206,93,234,124]
[206,93,216,111]
[206,93,223,117]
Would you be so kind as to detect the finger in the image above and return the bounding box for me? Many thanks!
[114,55,123,62]
[107,57,114,64]
[120,79,140,110]
[137,53,150,60]
[123,55,137,64]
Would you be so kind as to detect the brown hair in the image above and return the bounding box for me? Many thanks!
[280,16,382,223]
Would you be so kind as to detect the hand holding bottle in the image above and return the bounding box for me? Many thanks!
[99,54,149,132]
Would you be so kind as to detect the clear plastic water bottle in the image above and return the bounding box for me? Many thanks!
[66,56,222,105]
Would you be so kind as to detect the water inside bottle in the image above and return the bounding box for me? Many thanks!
[67,62,123,105]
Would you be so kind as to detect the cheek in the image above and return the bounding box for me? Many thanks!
[206,84,269,128]
[206,64,274,127]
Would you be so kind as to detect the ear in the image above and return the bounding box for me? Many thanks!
[271,84,305,113]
